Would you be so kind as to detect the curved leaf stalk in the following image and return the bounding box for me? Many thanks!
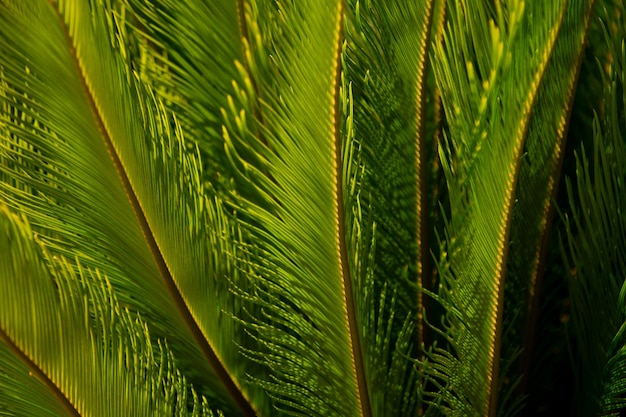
[222,0,374,415]
[0,319,80,417]
[343,0,439,364]
[333,4,372,417]
[483,5,569,412]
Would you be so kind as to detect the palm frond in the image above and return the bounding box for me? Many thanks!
[118,0,250,191]
[563,11,626,412]
[500,0,596,411]
[220,1,384,415]
[424,0,569,415]
[343,0,438,355]
[0,205,218,417]
[0,1,263,414]
[3,1,626,416]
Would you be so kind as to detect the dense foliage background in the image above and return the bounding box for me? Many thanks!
[1,0,626,416]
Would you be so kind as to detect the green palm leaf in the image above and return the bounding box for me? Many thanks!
[424,0,569,415]
[563,9,626,412]
[0,0,261,414]
[3,1,626,416]
[220,1,385,415]
[500,0,596,411]
[343,0,438,353]
[0,205,218,416]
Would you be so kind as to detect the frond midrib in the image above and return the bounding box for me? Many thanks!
[414,0,437,355]
[47,2,256,416]
[332,2,371,416]
[0,327,80,417]
[485,3,571,415]
[518,0,598,395]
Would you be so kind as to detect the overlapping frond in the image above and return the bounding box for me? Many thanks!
[341,1,444,414]
[425,0,569,415]
[118,0,248,191]
[0,205,218,417]
[343,0,438,353]
[499,0,596,412]
[563,12,626,414]
[341,77,421,417]
[0,1,263,414]
[3,1,626,416]
[220,0,382,415]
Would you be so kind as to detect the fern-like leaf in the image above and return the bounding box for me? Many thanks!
[0,205,218,416]
[0,1,262,414]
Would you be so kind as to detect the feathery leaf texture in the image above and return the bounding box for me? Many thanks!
[0,0,259,414]
[1,0,624,416]
[343,0,438,355]
[502,0,596,412]
[425,1,569,415]
[0,205,217,416]
[564,6,626,414]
